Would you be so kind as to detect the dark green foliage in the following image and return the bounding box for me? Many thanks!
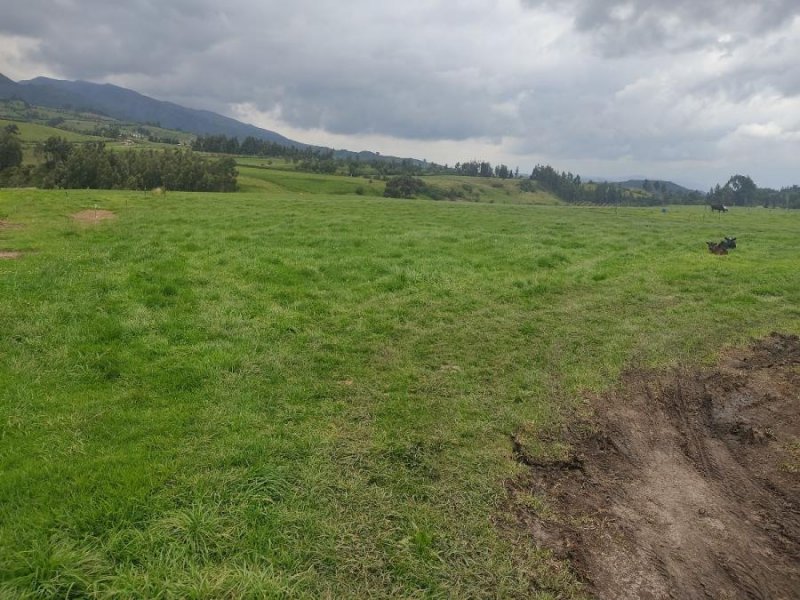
[3,137,238,191]
[453,160,513,178]
[36,135,72,168]
[530,164,584,202]
[767,186,800,209]
[707,174,758,207]
[705,174,800,208]
[0,128,23,171]
[384,175,426,198]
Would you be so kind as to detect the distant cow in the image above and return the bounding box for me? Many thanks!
[706,241,728,255]
[721,236,736,250]
[710,204,728,213]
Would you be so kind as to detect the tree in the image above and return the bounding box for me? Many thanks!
[384,175,425,198]
[37,136,72,168]
[727,174,757,206]
[0,130,23,171]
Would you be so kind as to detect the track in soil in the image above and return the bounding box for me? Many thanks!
[507,333,800,599]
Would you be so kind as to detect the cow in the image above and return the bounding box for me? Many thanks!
[707,241,728,255]
[710,204,728,213]
[721,236,736,250]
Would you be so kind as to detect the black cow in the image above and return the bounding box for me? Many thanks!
[721,236,736,249]
[710,204,728,213]
[707,241,728,255]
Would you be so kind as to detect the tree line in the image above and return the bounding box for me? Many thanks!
[705,174,800,209]
[192,134,453,178]
[0,133,237,192]
[453,161,517,179]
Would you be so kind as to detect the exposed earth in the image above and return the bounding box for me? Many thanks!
[507,333,800,599]
[71,209,116,222]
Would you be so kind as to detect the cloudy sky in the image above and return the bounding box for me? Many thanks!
[1,0,799,189]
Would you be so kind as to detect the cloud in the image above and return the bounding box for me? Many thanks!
[523,0,800,56]
[0,0,799,187]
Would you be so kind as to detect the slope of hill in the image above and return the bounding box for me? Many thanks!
[15,76,303,148]
[0,73,425,165]
[0,117,106,143]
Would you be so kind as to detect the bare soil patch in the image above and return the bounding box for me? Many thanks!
[0,220,23,229]
[0,251,22,259]
[506,333,800,599]
[72,209,117,223]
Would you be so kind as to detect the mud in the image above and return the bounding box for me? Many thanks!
[506,333,800,599]
[72,209,116,223]
[0,251,22,259]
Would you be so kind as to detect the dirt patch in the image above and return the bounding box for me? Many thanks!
[0,251,22,259]
[72,209,117,223]
[0,220,23,229]
[505,332,800,599]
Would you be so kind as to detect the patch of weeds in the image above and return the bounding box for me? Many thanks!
[0,535,111,599]
[781,438,800,473]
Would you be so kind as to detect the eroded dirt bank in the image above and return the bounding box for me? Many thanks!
[506,333,800,599]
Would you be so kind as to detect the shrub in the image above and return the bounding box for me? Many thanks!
[384,175,426,199]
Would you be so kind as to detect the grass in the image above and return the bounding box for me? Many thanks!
[1,188,798,598]
[0,119,107,143]
[236,165,561,206]
[428,175,558,205]
[0,101,195,156]
[236,165,386,196]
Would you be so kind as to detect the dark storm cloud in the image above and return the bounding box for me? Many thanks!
[1,1,799,186]
[0,0,523,140]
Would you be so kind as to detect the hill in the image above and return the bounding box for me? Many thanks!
[10,75,302,148]
[616,179,698,194]
[0,117,106,143]
[0,74,425,165]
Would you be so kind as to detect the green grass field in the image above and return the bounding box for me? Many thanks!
[1,188,798,598]
[236,165,386,196]
[0,119,107,144]
[237,165,561,206]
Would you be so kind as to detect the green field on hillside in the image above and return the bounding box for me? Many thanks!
[237,165,561,205]
[237,165,386,196]
[1,188,798,598]
[1,118,107,143]
[0,101,194,156]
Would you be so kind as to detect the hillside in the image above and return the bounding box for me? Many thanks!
[11,76,302,147]
[0,74,425,165]
[617,179,697,194]
[0,118,106,143]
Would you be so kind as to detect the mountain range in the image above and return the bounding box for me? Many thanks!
[0,73,419,163]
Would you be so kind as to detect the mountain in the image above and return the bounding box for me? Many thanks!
[14,76,304,148]
[0,73,93,111]
[0,73,426,164]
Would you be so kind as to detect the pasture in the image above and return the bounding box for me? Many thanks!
[1,188,798,598]
[236,165,561,205]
